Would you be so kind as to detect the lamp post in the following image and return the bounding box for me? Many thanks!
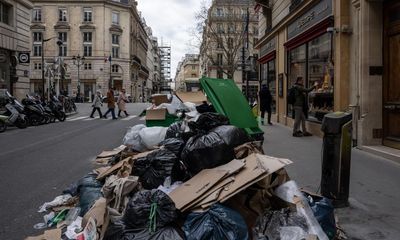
[72,54,85,102]
[41,36,62,101]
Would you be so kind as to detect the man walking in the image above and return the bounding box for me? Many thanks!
[259,84,273,125]
[292,77,317,137]
[90,90,103,118]
[103,87,117,119]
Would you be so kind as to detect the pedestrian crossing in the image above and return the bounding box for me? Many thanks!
[67,115,138,122]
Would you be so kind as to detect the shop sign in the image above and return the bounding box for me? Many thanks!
[260,38,275,57]
[287,0,332,40]
[18,52,30,64]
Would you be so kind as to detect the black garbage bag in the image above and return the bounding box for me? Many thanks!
[212,125,250,149]
[133,149,178,190]
[183,204,249,240]
[123,227,183,240]
[77,173,103,216]
[159,138,186,157]
[196,102,216,113]
[104,221,183,240]
[252,208,308,240]
[123,189,177,230]
[181,131,233,175]
[188,113,229,133]
[304,193,336,240]
[165,121,183,139]
[62,182,78,197]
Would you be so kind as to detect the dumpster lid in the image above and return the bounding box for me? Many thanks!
[321,112,352,134]
[199,77,262,134]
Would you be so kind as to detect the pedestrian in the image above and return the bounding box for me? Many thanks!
[117,89,129,117]
[259,84,273,125]
[291,77,317,137]
[103,87,117,119]
[90,90,103,118]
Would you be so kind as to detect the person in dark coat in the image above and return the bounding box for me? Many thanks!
[259,84,272,125]
[103,87,117,120]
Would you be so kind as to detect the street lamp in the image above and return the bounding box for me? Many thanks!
[41,36,62,101]
[72,54,85,102]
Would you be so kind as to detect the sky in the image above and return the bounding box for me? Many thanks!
[137,0,205,79]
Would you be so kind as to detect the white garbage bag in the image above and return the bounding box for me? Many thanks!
[139,127,168,149]
[122,124,148,152]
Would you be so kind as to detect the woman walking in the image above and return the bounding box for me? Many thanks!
[103,87,117,119]
[90,90,103,118]
[117,89,129,117]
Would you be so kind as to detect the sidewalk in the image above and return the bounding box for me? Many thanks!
[261,123,400,240]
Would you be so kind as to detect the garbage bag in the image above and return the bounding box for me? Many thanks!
[62,182,78,197]
[123,189,177,230]
[165,122,183,139]
[304,193,336,240]
[133,149,178,190]
[77,173,104,216]
[280,226,308,240]
[123,227,183,240]
[181,132,233,175]
[159,138,186,156]
[212,125,250,149]
[139,127,168,150]
[195,102,216,113]
[123,124,147,152]
[183,204,249,240]
[252,208,308,240]
[188,112,229,133]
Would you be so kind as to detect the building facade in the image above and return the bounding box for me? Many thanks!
[255,0,400,152]
[29,0,153,102]
[0,0,33,99]
[159,44,171,92]
[175,54,200,92]
[200,0,259,102]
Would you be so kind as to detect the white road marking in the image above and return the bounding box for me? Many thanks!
[67,116,87,121]
[121,115,137,121]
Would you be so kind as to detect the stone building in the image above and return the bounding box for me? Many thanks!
[0,0,33,99]
[255,0,400,155]
[29,0,151,102]
[199,0,259,101]
[175,54,200,92]
[144,24,161,101]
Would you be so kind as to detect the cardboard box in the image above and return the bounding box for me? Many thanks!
[145,108,166,120]
[175,91,207,104]
[151,94,169,106]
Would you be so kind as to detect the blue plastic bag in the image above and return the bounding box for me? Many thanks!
[305,193,336,239]
[183,204,249,240]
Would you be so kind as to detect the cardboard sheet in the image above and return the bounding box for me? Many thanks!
[82,198,107,227]
[152,94,169,106]
[44,229,62,240]
[175,91,207,104]
[97,145,126,158]
[96,157,132,180]
[168,168,229,210]
[145,108,166,120]
[218,154,292,203]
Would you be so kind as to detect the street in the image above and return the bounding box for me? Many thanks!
[0,103,149,239]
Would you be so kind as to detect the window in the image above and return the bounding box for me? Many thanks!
[33,32,42,57]
[112,34,119,58]
[58,8,67,22]
[192,65,195,70]
[260,59,276,113]
[217,53,223,66]
[84,63,92,70]
[0,2,11,25]
[216,8,223,17]
[227,38,233,49]
[191,73,196,77]
[112,64,119,73]
[83,32,92,57]
[217,39,223,49]
[58,32,67,56]
[34,63,42,70]
[217,23,224,33]
[228,24,235,33]
[32,8,42,22]
[83,7,92,22]
[112,11,119,25]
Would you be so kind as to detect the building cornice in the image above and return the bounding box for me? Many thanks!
[17,0,34,9]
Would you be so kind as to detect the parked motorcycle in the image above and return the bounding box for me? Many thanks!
[0,114,7,132]
[48,95,66,122]
[21,95,46,126]
[0,97,28,129]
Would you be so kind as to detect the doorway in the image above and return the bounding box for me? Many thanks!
[383,1,400,149]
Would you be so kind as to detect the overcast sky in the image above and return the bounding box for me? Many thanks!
[137,0,205,79]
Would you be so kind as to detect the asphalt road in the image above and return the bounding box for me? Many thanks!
[0,103,149,239]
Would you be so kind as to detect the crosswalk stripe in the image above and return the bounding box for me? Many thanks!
[67,116,87,121]
[121,115,137,121]
[83,117,96,121]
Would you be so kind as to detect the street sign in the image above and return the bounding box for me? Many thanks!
[18,52,30,64]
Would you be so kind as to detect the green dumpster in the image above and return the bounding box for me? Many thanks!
[200,77,264,141]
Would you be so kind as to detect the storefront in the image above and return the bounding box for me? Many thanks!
[285,0,334,123]
[258,38,276,113]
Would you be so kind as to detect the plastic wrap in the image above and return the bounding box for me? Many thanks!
[139,127,168,150]
[123,124,147,152]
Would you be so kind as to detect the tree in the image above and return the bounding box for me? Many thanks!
[193,0,255,80]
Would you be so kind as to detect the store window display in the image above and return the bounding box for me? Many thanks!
[260,59,276,113]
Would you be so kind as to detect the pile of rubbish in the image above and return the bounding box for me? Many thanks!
[27,95,338,240]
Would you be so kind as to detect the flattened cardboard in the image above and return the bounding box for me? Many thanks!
[97,145,126,158]
[152,94,169,106]
[82,198,107,227]
[145,108,166,120]
[218,154,292,203]
[44,229,62,240]
[96,157,132,180]
[25,236,45,240]
[175,91,207,104]
[168,168,229,210]
[214,159,245,174]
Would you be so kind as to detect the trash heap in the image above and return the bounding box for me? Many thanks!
[27,99,337,240]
